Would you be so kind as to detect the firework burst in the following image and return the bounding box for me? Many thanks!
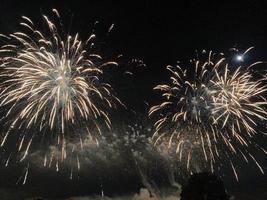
[149,50,267,179]
[0,9,120,167]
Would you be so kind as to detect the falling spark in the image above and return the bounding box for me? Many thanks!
[23,164,29,185]
[230,161,238,181]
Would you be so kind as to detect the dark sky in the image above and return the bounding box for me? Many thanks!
[1,0,267,111]
[0,0,267,199]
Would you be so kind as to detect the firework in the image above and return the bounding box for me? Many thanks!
[0,9,120,164]
[149,50,267,179]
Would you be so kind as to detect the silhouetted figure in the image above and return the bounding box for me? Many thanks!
[180,172,229,200]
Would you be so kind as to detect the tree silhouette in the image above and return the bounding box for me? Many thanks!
[180,172,229,200]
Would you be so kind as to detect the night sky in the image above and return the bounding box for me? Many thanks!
[0,0,267,199]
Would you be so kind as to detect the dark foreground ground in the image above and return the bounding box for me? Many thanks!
[0,186,266,200]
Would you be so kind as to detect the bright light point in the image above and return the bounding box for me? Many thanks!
[236,55,244,62]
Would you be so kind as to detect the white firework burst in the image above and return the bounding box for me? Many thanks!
[149,50,267,179]
[0,9,120,165]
